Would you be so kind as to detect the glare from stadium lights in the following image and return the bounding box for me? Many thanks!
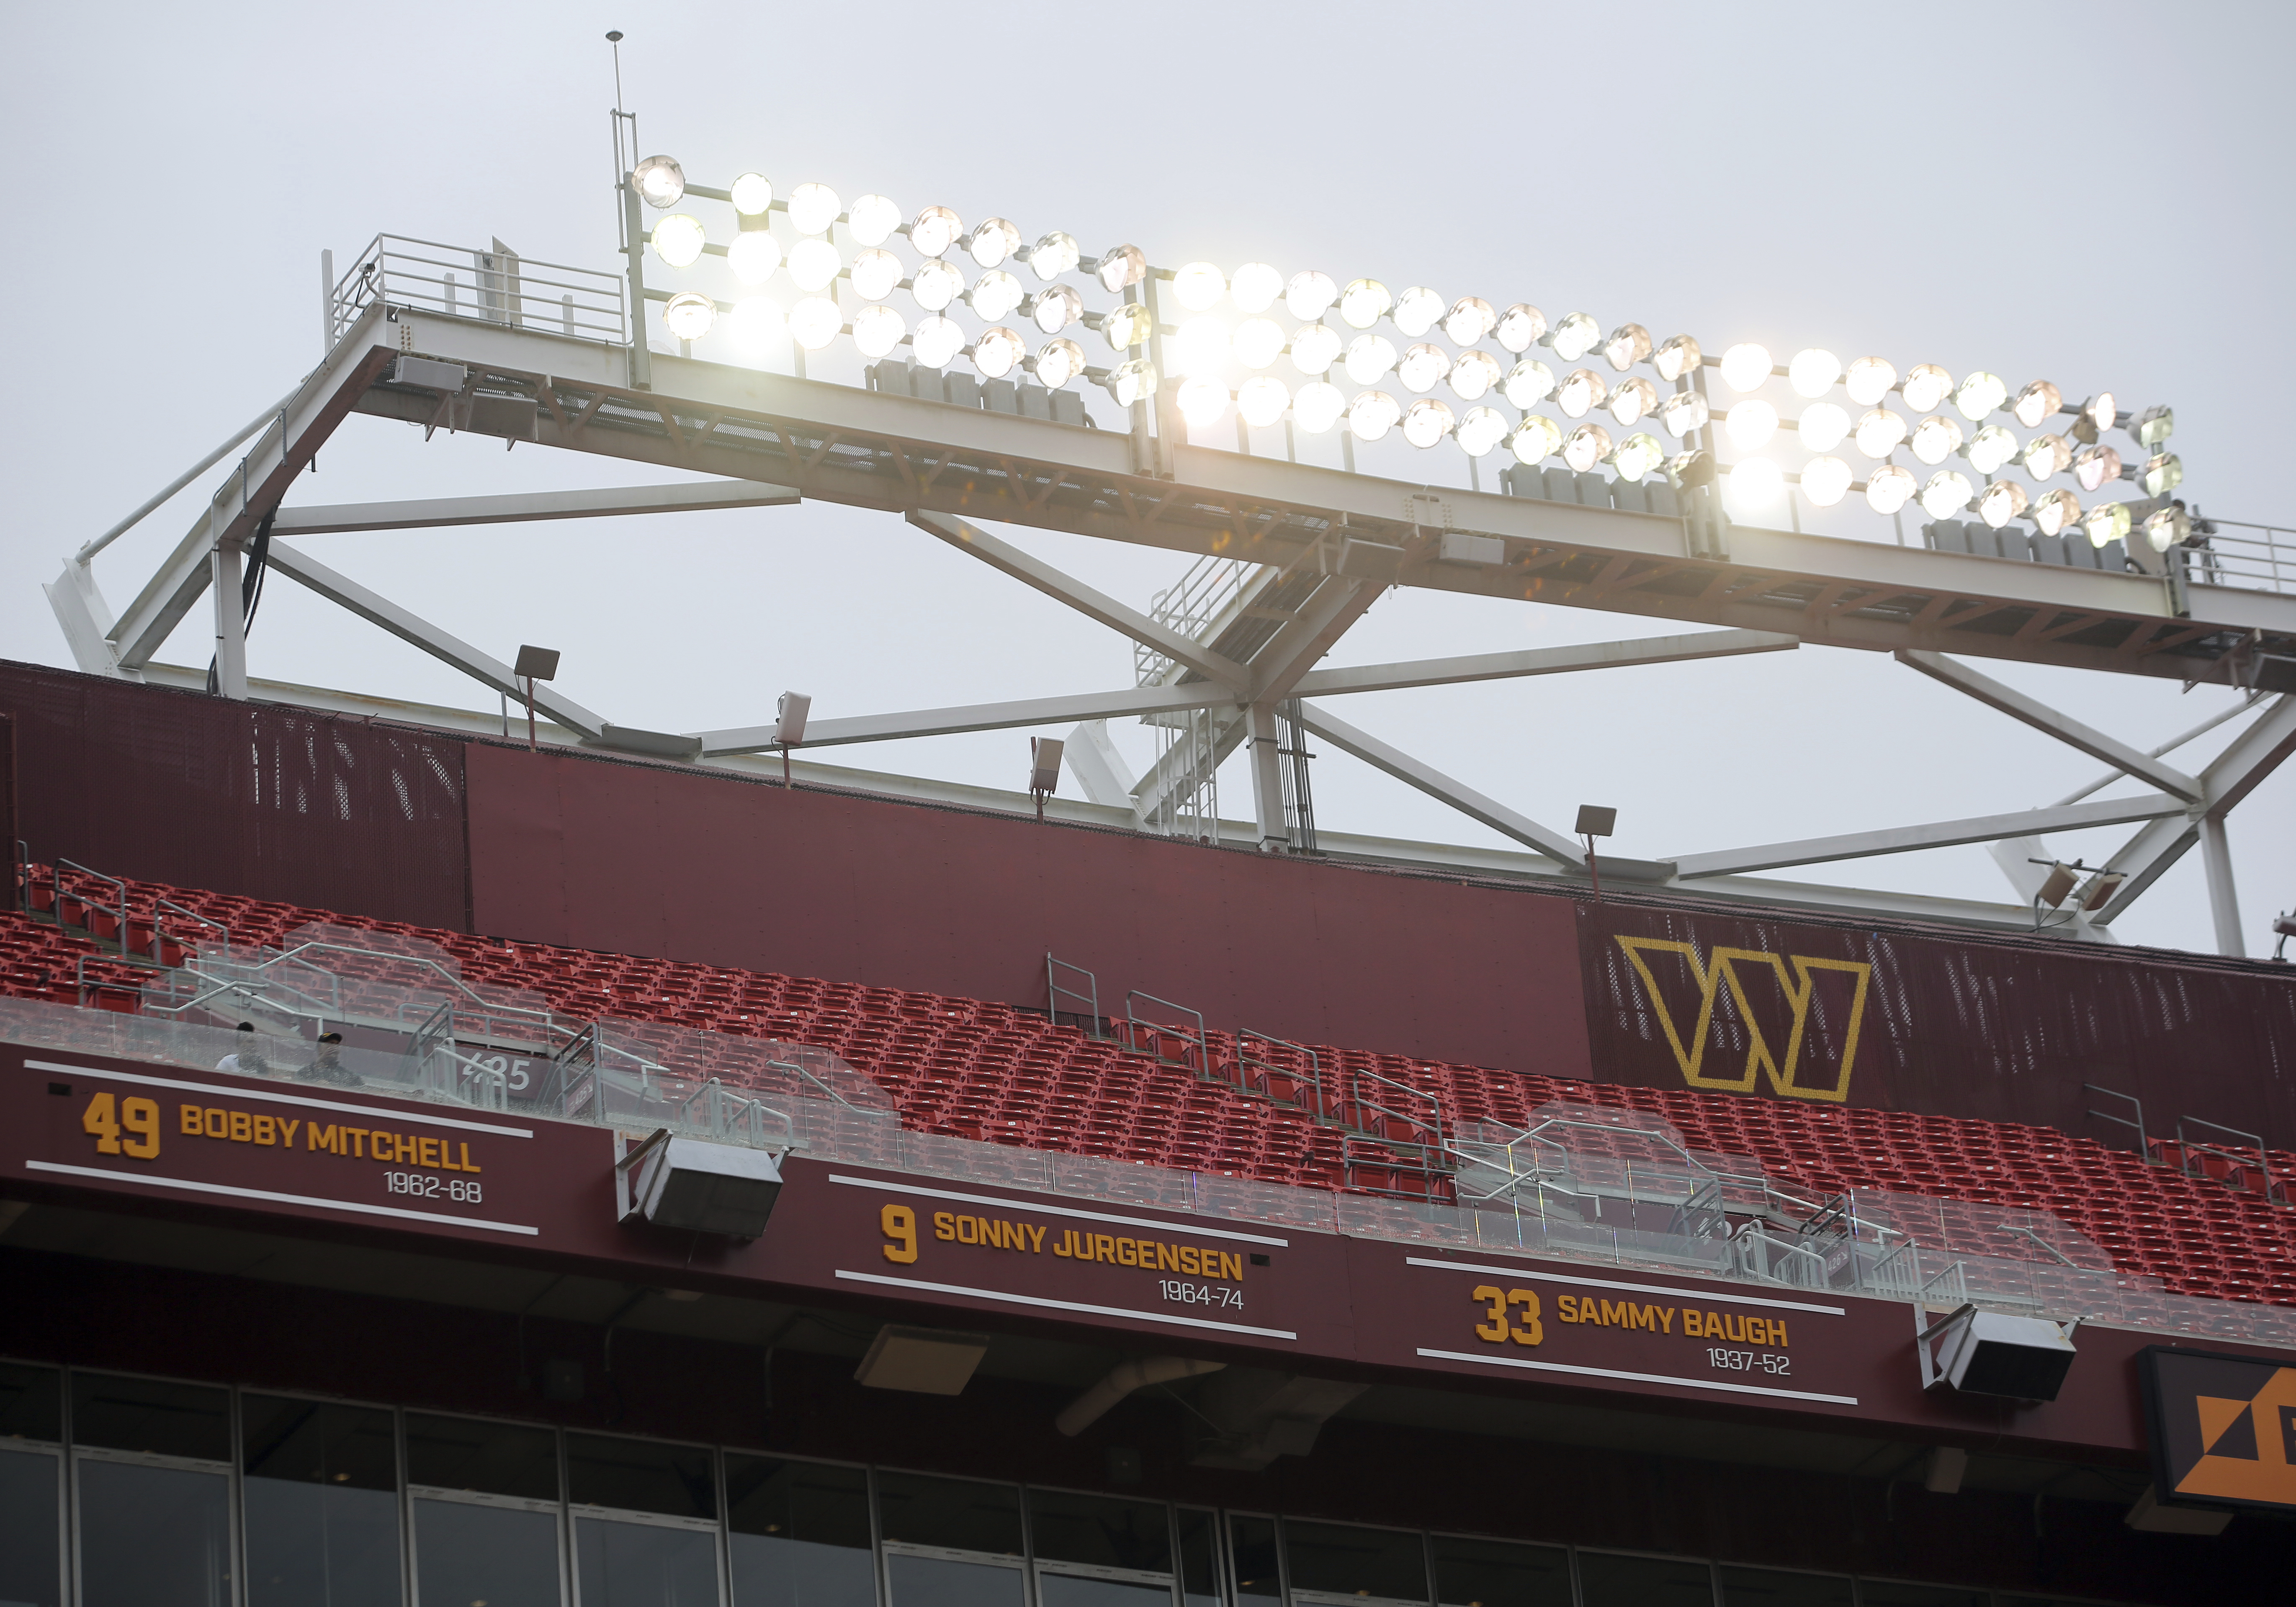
[788,296,841,351]
[2084,391,2116,433]
[1563,422,1612,473]
[1344,334,1398,386]
[849,194,901,246]
[2074,444,2122,492]
[2142,453,2183,496]
[1610,432,1664,482]
[973,325,1026,378]
[1555,368,1607,419]
[1287,270,1338,320]
[1233,317,1284,369]
[1865,463,1915,514]
[1173,262,1226,312]
[728,230,782,285]
[2023,433,2072,480]
[729,172,772,216]
[1403,397,1454,448]
[1801,455,1852,507]
[1032,284,1083,335]
[1799,402,1850,453]
[1395,286,1444,337]
[1609,377,1657,427]
[1966,425,2018,477]
[1445,296,1497,346]
[1920,469,1974,519]
[1910,414,1964,465]
[1901,364,1952,413]
[662,292,716,342]
[1030,232,1081,280]
[1034,337,1085,388]
[1504,358,1557,409]
[1294,380,1345,433]
[1844,355,1896,406]
[1509,414,1563,464]
[2031,488,2081,537]
[1103,301,1153,350]
[1349,388,1402,441]
[2084,500,2131,548]
[1456,406,1508,457]
[788,237,840,293]
[632,154,685,208]
[2013,379,2062,430]
[1237,375,1290,428]
[1177,376,1230,427]
[1549,312,1600,363]
[1396,342,1451,393]
[728,295,784,355]
[967,269,1024,322]
[1726,400,1779,451]
[1230,262,1282,314]
[853,303,905,359]
[1977,479,2030,528]
[1449,349,1501,401]
[968,217,1020,267]
[1104,356,1157,406]
[1954,371,2007,421]
[1097,245,1147,293]
[1340,278,1393,329]
[1719,343,1772,393]
[1658,389,1709,438]
[651,214,705,268]
[1854,407,1907,458]
[1495,303,1546,353]
[1603,323,1653,372]
[787,184,840,236]
[1290,322,1341,375]
[849,248,901,301]
[1725,455,1783,514]
[1653,334,1701,383]
[910,259,963,312]
[1788,349,1841,398]
[1173,316,1231,377]
[913,315,964,369]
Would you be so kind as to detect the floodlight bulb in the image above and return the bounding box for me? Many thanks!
[1403,397,1454,449]
[1344,334,1397,386]
[729,172,772,216]
[1032,283,1083,335]
[1456,406,1509,457]
[1294,381,1346,433]
[1918,469,1973,519]
[788,296,840,351]
[913,315,964,369]
[1233,316,1284,370]
[1033,337,1085,389]
[1177,376,1230,428]
[2083,499,2131,548]
[1864,463,1915,514]
[2030,488,2080,537]
[968,269,1024,322]
[1348,389,1401,442]
[906,206,961,259]
[848,194,901,247]
[1503,359,1557,409]
[1954,371,2007,421]
[661,291,716,342]
[1853,407,1907,458]
[1611,432,1665,482]
[1726,399,1779,451]
[2142,505,2191,551]
[1394,286,1444,337]
[2073,444,2122,492]
[1509,414,1563,464]
[973,325,1026,379]
[1448,349,1501,402]
[1030,232,1081,281]
[1609,377,1658,427]
[842,248,902,303]
[788,184,840,237]
[631,154,686,208]
[1237,375,1291,429]
[1563,422,1613,474]
[2022,432,2072,481]
[1957,425,2015,478]
[1290,322,1341,376]
[1173,315,1231,378]
[1901,364,1951,413]
[650,214,706,269]
[1495,303,1546,353]
[1548,312,1600,363]
[1801,455,1852,507]
[1977,479,2029,529]
[1395,342,1452,394]
[1173,261,1227,313]
[728,230,783,286]
[1788,348,1841,399]
[2085,391,2116,433]
[1910,414,1963,465]
[1799,401,1850,453]
[728,295,785,356]
[910,258,963,312]
[1287,270,1339,321]
[1725,455,1783,514]
[968,217,1021,268]
[1339,278,1393,329]
[853,303,906,359]
[1658,388,1709,438]
[1555,368,1607,420]
[1104,301,1153,351]
[1653,334,1702,383]
[2133,404,2175,448]
[788,237,840,293]
[1844,356,1896,407]
[1445,296,1497,347]
[1719,343,1772,393]
[2013,380,2063,430]
[1104,357,1157,407]
[1603,323,1653,373]
[1230,262,1282,314]
[2142,452,2183,496]
[1097,244,1147,293]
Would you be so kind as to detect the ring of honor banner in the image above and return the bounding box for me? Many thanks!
[2142,1346,2296,1512]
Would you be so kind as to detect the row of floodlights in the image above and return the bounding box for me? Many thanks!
[626,158,2178,539]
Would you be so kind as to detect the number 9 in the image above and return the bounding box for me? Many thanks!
[121,1098,161,1160]
[882,1204,918,1265]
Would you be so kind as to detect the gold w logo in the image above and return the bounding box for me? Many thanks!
[1613,938,1872,1103]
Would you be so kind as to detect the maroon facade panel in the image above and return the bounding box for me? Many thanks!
[0,661,468,932]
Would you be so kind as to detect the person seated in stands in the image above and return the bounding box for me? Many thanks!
[215,1023,269,1077]
[299,1031,359,1087]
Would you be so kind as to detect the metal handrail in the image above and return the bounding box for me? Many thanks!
[1236,1029,1326,1120]
[330,234,627,347]
[1119,990,1210,1074]
[1045,954,1103,1038]
[2170,1115,2288,1205]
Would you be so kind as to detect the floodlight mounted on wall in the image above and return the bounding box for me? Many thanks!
[615,1126,784,1240]
[1915,1302,2077,1402]
[775,691,810,785]
[1575,805,1616,904]
[512,644,560,752]
[1029,736,1063,820]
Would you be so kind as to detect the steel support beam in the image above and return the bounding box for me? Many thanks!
[2200,815,2245,957]
[1300,630,1798,696]
[1063,720,1139,808]
[1294,703,1584,864]
[261,540,608,738]
[2093,693,2296,924]
[1895,650,2203,802]
[211,543,249,700]
[1244,702,1287,848]
[272,480,801,535]
[1668,793,2190,881]
[44,563,138,679]
[693,684,1229,756]
[1245,574,1381,704]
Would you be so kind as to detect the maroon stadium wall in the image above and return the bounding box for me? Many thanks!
[7,661,2295,1148]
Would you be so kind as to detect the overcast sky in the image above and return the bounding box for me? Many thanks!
[8,3,2293,958]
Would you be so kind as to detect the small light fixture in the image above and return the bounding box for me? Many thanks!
[1029,736,1063,820]
[775,691,811,785]
[512,645,559,752]
[1575,805,1616,904]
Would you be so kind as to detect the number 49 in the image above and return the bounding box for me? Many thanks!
[83,1092,162,1160]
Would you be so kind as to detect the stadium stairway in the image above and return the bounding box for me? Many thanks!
[8,864,2295,1309]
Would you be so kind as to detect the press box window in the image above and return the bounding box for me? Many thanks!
[1858,1585,1986,1607]
[1719,1567,1851,1607]
[1576,1552,1716,1607]
[1285,1518,1430,1607]
[877,1470,1025,1607]
[727,1455,878,1607]
[1030,1488,1175,1607]
[406,1413,564,1607]
[0,1361,63,1607]
[1432,1535,1571,1607]
[1228,1515,1282,1607]
[70,1373,234,1607]
[242,1395,402,1607]
[569,1432,721,1607]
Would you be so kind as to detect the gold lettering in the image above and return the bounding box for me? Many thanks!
[417,1136,440,1169]
[955,1215,979,1244]
[180,1103,203,1135]
[227,1110,250,1143]
[1117,1238,1138,1267]
[1025,1224,1045,1253]
[1053,1228,1074,1257]
[458,1142,480,1173]
[349,1129,366,1159]
[1156,1242,1178,1272]
[1771,1319,1788,1347]
[204,1108,228,1140]
[1558,1294,1580,1323]
[1178,1245,1200,1275]
[120,1097,161,1160]
[1723,1314,1745,1343]
[253,1114,276,1147]
[81,1092,122,1155]
[1472,1285,1509,1342]
[309,1123,339,1153]
[1655,1305,1675,1334]
[881,1203,918,1264]
[279,1118,299,1148]
[1093,1233,1116,1262]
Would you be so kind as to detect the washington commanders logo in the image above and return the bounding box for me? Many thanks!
[1612,937,1872,1103]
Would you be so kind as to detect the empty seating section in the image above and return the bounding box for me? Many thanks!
[6,865,2293,1307]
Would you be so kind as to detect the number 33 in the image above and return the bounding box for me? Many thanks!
[1471,1284,1542,1346]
